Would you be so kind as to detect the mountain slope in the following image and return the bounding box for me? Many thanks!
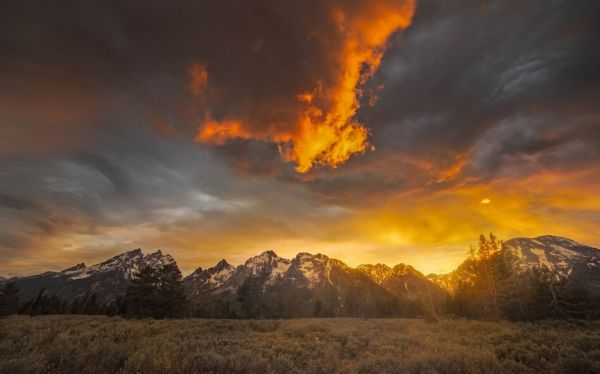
[505,235,600,294]
[9,249,178,302]
[358,263,447,311]
[430,235,600,295]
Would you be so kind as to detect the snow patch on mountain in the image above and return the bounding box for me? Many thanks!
[505,236,599,278]
[58,249,173,281]
[207,261,236,287]
[293,252,332,287]
[530,248,552,269]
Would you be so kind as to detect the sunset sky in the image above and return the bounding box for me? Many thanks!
[1,0,599,277]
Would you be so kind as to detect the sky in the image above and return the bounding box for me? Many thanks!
[1,0,599,277]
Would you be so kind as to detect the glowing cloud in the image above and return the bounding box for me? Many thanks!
[191,0,416,172]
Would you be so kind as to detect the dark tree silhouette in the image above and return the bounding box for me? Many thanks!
[0,282,20,317]
[123,265,187,319]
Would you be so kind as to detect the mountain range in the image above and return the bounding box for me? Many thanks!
[2,235,599,317]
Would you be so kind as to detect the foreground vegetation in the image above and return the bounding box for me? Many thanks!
[2,316,600,373]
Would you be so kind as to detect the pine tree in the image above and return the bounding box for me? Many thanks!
[158,263,187,318]
[0,282,20,317]
[475,233,502,319]
[123,266,161,318]
[238,275,266,318]
[123,264,187,319]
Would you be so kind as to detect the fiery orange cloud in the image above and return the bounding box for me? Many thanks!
[191,1,416,172]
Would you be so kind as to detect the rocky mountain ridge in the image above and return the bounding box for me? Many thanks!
[3,235,599,316]
[4,249,177,302]
[182,250,438,317]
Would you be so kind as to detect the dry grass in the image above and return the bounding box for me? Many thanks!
[1,316,600,373]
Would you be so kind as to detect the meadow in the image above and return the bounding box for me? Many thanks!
[1,316,600,373]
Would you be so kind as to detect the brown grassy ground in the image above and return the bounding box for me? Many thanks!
[1,316,600,373]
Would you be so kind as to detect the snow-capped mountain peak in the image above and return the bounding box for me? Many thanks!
[10,248,180,302]
[290,252,333,287]
[143,250,176,270]
[429,235,600,295]
[55,249,175,281]
[505,235,599,277]
[184,258,237,296]
[244,250,291,277]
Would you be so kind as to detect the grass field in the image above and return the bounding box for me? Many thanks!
[1,316,600,373]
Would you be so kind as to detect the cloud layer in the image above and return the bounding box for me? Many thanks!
[1,0,599,276]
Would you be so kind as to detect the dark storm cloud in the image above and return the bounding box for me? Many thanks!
[305,0,600,196]
[374,0,600,155]
[1,0,420,177]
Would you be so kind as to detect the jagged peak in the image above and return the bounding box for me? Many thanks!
[163,254,176,263]
[215,259,231,269]
[126,248,143,256]
[144,249,164,258]
[358,263,392,271]
[186,259,232,280]
[294,252,329,261]
[98,248,143,265]
[245,250,288,266]
[205,259,234,275]
[144,252,176,267]
[258,250,280,259]
[61,263,86,272]
[392,263,415,272]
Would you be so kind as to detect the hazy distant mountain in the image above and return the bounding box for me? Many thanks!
[6,249,177,302]
[357,263,447,308]
[430,235,600,295]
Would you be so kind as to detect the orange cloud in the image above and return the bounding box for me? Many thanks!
[195,119,253,145]
[191,1,416,172]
